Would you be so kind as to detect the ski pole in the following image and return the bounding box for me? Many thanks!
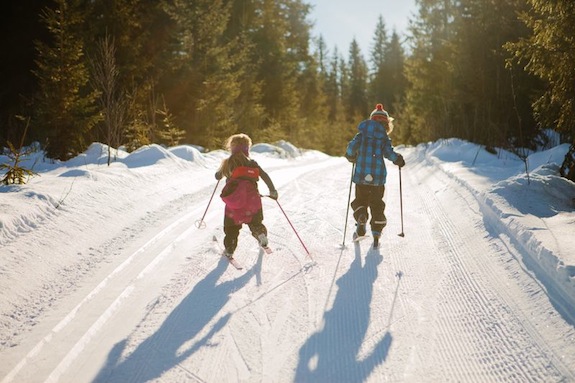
[195,179,220,229]
[273,198,312,259]
[341,163,355,248]
[398,167,405,237]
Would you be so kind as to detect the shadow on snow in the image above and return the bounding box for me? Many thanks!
[92,256,254,383]
[295,244,393,383]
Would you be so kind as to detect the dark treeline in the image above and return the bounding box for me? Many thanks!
[1,0,574,160]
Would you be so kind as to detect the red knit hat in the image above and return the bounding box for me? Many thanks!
[370,103,390,120]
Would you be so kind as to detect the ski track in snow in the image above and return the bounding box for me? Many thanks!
[1,151,575,383]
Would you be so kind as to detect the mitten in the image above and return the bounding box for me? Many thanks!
[393,154,405,168]
[269,190,279,200]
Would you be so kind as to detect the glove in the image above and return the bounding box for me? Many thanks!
[345,153,357,163]
[393,154,405,168]
[269,190,279,200]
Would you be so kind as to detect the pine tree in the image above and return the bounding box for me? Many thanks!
[324,48,343,124]
[451,0,536,148]
[322,47,352,154]
[347,39,369,122]
[505,0,575,140]
[297,46,329,150]
[383,32,407,115]
[162,0,242,149]
[84,0,171,149]
[86,0,167,93]
[368,16,390,107]
[90,33,125,165]
[156,97,185,147]
[368,16,407,121]
[403,0,458,144]
[1,117,38,185]
[251,0,310,143]
[34,0,98,160]
[223,0,266,141]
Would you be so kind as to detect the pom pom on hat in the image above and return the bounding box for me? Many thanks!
[370,103,389,119]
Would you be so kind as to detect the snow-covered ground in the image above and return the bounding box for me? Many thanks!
[1,138,574,382]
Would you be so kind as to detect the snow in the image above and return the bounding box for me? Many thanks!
[1,138,574,382]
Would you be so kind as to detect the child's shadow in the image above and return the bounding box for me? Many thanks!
[295,246,392,383]
[93,257,254,383]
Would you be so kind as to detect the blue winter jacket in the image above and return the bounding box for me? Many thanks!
[345,119,400,186]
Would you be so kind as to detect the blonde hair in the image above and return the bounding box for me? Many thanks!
[218,133,253,178]
[386,118,394,134]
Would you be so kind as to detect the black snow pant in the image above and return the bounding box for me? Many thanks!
[223,209,267,253]
[350,184,387,236]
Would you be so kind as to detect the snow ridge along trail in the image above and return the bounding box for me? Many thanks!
[1,147,574,382]
[396,150,575,382]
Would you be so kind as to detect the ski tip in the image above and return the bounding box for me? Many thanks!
[224,256,243,270]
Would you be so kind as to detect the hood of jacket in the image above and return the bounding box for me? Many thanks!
[358,119,387,139]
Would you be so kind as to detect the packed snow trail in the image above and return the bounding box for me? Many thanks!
[1,149,575,382]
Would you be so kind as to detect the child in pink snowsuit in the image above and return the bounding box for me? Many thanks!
[215,134,278,258]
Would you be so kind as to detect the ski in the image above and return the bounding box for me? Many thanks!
[223,252,244,270]
[213,235,243,270]
[256,233,273,254]
[212,235,271,269]
[352,233,370,243]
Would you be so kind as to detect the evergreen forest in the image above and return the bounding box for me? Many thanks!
[1,0,574,161]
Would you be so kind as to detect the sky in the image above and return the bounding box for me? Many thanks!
[1,135,574,382]
[307,0,418,55]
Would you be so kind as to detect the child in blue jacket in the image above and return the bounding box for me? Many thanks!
[345,104,405,248]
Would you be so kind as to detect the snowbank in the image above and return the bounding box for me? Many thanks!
[414,139,575,316]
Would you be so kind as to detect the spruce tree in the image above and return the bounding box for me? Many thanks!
[34,0,98,160]
[368,16,390,107]
[403,0,458,143]
[506,0,575,140]
[369,17,407,120]
[383,32,407,115]
[162,0,242,149]
[452,0,536,148]
[86,0,172,148]
[347,39,369,122]
[223,0,266,141]
[298,46,329,151]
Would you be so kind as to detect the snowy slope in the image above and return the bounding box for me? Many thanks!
[1,139,574,383]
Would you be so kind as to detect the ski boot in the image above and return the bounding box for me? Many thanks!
[223,247,234,260]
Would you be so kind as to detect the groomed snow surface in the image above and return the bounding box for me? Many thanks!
[1,138,574,382]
